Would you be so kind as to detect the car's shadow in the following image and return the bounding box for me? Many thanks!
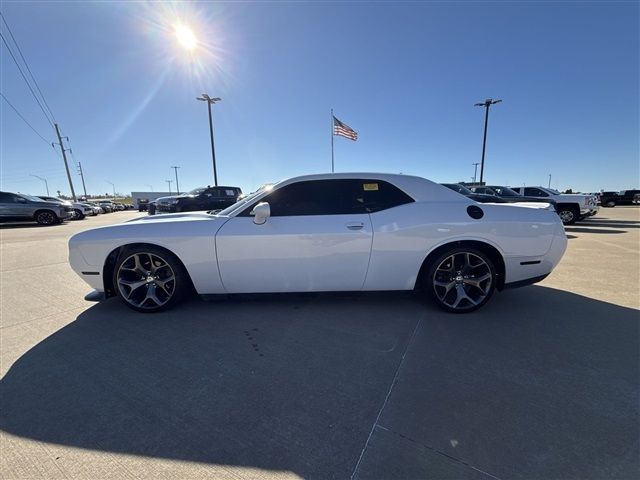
[0,222,65,229]
[565,227,626,234]
[1,288,638,478]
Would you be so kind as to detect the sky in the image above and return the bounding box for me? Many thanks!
[1,0,638,197]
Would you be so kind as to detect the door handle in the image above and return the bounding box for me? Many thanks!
[346,222,365,230]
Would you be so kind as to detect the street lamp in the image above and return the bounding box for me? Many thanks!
[166,179,173,194]
[30,174,50,196]
[472,163,480,184]
[171,166,181,194]
[145,183,154,192]
[106,181,116,200]
[196,94,221,186]
[474,98,502,184]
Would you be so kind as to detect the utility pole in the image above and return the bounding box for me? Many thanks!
[145,184,154,192]
[166,179,173,194]
[196,94,221,186]
[171,166,181,194]
[472,162,480,183]
[474,99,502,184]
[53,123,77,201]
[30,174,49,195]
[77,162,87,197]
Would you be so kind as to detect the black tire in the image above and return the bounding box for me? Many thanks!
[112,246,189,313]
[424,247,497,313]
[557,205,579,225]
[73,209,85,220]
[34,210,59,226]
[605,200,616,208]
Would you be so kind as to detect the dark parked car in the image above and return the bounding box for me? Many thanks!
[138,198,150,212]
[155,186,242,213]
[470,185,558,210]
[605,189,640,207]
[0,191,73,225]
[440,183,509,203]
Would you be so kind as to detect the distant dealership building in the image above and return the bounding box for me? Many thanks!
[130,192,173,208]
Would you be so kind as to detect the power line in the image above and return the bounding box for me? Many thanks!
[0,12,56,123]
[0,91,52,146]
[0,31,54,128]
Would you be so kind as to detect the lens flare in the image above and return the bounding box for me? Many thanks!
[174,23,197,50]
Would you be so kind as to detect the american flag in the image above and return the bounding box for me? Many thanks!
[333,116,358,141]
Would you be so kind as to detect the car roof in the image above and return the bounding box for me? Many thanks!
[273,172,469,203]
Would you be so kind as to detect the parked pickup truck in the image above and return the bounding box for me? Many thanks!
[509,186,598,225]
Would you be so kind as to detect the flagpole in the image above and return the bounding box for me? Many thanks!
[330,108,335,173]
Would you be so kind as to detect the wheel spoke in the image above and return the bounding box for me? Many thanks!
[463,273,492,290]
[118,278,147,298]
[434,279,455,297]
[451,284,478,308]
[143,284,162,306]
[155,275,175,295]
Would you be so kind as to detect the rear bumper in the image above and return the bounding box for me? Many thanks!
[503,273,549,289]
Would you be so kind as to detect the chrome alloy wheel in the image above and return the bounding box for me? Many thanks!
[432,252,493,310]
[116,252,176,310]
[559,210,574,224]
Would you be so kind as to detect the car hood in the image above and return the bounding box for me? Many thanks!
[154,195,180,203]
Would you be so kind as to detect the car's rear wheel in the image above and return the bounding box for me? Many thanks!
[605,200,616,207]
[113,247,188,312]
[425,247,496,313]
[34,210,58,226]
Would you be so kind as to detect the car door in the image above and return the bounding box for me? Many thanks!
[215,179,373,293]
[0,193,31,219]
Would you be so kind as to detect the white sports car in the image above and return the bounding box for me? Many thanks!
[69,173,567,313]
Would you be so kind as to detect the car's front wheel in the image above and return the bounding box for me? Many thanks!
[113,246,189,312]
[425,247,496,313]
[557,206,579,225]
[73,209,85,220]
[605,200,616,207]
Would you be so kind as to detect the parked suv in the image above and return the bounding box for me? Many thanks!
[509,186,598,224]
[155,186,242,213]
[38,196,93,220]
[0,191,73,225]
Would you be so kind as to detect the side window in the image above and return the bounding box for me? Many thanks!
[251,180,357,216]
[353,179,414,213]
[524,188,548,197]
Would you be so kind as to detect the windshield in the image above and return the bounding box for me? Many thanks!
[490,186,521,197]
[215,184,274,216]
[442,183,472,195]
[21,194,46,202]
[185,188,206,196]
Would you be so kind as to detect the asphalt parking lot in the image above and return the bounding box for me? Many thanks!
[1,208,638,479]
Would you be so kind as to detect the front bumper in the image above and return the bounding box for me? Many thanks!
[156,204,178,213]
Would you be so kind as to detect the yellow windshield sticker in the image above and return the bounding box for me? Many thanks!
[363,183,379,191]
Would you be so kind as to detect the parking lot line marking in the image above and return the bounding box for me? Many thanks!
[350,314,423,480]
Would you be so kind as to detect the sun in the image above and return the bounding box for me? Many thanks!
[174,23,197,50]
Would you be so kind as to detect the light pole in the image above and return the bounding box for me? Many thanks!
[472,163,480,183]
[30,174,49,196]
[166,179,173,194]
[171,166,181,194]
[548,174,552,188]
[106,181,116,200]
[474,98,502,184]
[145,183,154,192]
[196,94,221,186]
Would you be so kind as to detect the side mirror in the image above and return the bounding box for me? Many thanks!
[251,202,270,225]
